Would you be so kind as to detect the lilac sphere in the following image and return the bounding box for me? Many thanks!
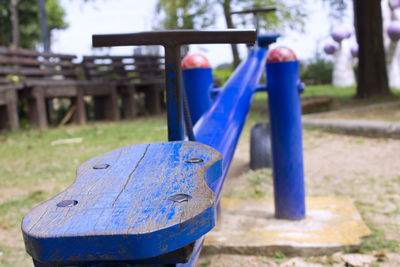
[331,26,352,43]
[351,44,358,58]
[392,0,400,9]
[323,43,338,55]
[387,20,400,41]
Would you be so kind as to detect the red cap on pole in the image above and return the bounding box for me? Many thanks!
[182,54,211,69]
[267,47,297,63]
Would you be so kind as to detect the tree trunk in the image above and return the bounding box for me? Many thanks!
[353,0,391,98]
[10,0,20,49]
[38,0,50,51]
[222,0,240,68]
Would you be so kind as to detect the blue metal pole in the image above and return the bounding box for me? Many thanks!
[182,54,214,125]
[165,46,185,141]
[194,47,267,197]
[266,47,305,220]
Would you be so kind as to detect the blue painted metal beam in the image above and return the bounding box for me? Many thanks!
[194,47,268,196]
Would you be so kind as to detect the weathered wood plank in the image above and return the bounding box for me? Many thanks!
[83,55,163,60]
[22,141,222,265]
[0,46,76,59]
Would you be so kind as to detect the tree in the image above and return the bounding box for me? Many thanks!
[10,0,19,48]
[38,0,49,51]
[155,0,215,30]
[0,0,68,49]
[155,0,306,67]
[353,0,391,98]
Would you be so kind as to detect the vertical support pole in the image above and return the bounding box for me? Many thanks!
[181,54,213,125]
[5,89,20,131]
[71,89,86,125]
[164,45,184,141]
[29,87,47,129]
[266,47,305,220]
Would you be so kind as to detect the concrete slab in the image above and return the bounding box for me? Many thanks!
[202,196,371,257]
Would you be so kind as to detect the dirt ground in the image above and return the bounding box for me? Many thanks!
[311,102,400,123]
[198,129,400,267]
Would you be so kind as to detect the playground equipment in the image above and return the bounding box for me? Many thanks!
[21,22,306,267]
[324,0,400,89]
[323,26,356,87]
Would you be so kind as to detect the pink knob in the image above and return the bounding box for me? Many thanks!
[267,47,297,63]
[181,54,211,69]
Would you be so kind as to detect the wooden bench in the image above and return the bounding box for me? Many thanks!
[82,54,165,117]
[0,47,120,128]
[0,78,23,131]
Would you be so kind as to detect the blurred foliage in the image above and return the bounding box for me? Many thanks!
[154,0,307,44]
[154,0,215,29]
[155,0,306,32]
[0,0,68,49]
[213,68,233,86]
[46,0,68,31]
[227,0,307,33]
[323,0,348,22]
[300,58,333,85]
[215,62,233,70]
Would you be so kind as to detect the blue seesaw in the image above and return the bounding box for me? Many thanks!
[22,12,306,267]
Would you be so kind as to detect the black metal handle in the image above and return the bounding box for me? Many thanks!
[230,7,277,33]
[230,6,277,15]
[92,29,256,47]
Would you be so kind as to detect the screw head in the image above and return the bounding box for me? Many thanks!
[57,200,78,208]
[185,158,203,164]
[168,194,192,203]
[93,164,110,169]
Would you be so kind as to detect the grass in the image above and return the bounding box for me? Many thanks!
[360,223,400,253]
[272,251,286,263]
[301,84,356,99]
[0,115,166,188]
[245,169,272,198]
[213,69,233,85]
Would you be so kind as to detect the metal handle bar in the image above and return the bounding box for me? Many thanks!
[92,29,256,47]
[230,6,277,15]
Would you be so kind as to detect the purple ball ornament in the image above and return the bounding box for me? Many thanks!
[323,43,338,55]
[351,44,358,58]
[387,20,400,41]
[392,0,400,9]
[331,26,352,43]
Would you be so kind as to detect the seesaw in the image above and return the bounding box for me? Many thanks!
[22,11,306,267]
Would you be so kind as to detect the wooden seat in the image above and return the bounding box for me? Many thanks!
[82,54,165,118]
[22,141,222,266]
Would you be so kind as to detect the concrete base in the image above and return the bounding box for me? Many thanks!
[202,197,370,257]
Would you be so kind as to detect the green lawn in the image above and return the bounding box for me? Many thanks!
[301,84,356,99]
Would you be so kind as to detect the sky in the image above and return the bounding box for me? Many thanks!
[51,0,354,67]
